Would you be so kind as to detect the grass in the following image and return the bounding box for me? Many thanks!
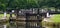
[50,14,60,23]
[0,14,15,19]
[42,14,60,28]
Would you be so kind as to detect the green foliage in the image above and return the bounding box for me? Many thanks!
[0,0,60,10]
[50,14,60,23]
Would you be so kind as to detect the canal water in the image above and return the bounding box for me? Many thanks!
[0,20,16,28]
[0,21,60,28]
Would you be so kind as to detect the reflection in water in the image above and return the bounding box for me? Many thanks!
[0,21,60,28]
[0,24,7,28]
[4,25,6,28]
[8,20,16,28]
[0,21,16,28]
[0,19,60,28]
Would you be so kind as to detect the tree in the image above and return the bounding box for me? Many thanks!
[1,0,60,11]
